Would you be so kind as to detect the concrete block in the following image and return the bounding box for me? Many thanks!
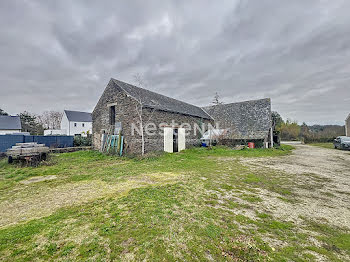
[16,142,38,148]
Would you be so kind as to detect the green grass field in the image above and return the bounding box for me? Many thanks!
[308,143,334,149]
[0,145,349,261]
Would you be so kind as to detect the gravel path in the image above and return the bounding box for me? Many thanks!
[240,145,350,229]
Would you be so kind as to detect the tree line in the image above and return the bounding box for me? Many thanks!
[0,108,62,135]
[272,111,345,142]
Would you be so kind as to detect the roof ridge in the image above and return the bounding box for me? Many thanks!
[64,109,91,114]
[204,98,271,108]
[200,107,214,120]
[346,113,350,121]
[64,110,92,122]
[111,78,212,119]
[112,78,204,108]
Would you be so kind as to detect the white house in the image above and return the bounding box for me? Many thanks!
[0,115,22,134]
[61,110,92,136]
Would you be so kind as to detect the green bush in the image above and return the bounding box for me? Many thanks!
[304,137,335,144]
[73,135,92,147]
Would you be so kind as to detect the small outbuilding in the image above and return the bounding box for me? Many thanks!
[0,116,22,134]
[203,98,273,148]
[92,78,213,155]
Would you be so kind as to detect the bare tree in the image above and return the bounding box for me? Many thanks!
[212,92,223,105]
[133,74,155,155]
[38,111,63,130]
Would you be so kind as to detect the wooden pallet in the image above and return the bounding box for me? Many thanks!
[101,127,123,156]
[6,143,50,166]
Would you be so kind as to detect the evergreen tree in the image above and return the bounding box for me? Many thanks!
[271,111,283,129]
[0,108,8,116]
[18,111,44,135]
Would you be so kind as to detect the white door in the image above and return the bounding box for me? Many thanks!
[178,128,186,151]
[164,127,173,152]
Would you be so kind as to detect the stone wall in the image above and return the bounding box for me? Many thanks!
[203,98,272,140]
[136,108,213,154]
[346,116,350,136]
[92,80,213,155]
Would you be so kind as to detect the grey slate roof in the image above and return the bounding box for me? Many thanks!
[0,115,22,130]
[203,98,272,139]
[112,78,212,120]
[64,110,92,122]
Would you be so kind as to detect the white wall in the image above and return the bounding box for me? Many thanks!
[60,114,69,134]
[68,121,92,136]
[0,129,22,135]
[60,113,92,136]
[44,129,66,136]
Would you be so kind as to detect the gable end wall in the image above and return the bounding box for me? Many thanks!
[92,82,213,154]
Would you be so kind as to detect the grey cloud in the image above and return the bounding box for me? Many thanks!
[0,0,349,125]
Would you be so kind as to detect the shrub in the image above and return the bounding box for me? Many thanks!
[304,137,335,144]
[73,135,92,147]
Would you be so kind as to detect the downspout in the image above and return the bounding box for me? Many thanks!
[270,127,274,148]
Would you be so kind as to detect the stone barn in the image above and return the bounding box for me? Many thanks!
[203,98,273,148]
[346,113,350,136]
[92,78,213,155]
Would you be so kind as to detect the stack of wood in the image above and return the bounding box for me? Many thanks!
[6,142,49,166]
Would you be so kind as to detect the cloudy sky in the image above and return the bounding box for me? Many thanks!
[1,0,349,124]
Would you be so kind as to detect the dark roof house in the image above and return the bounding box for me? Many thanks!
[61,110,92,136]
[0,115,22,135]
[64,110,92,122]
[92,78,213,154]
[203,98,273,141]
[0,115,22,131]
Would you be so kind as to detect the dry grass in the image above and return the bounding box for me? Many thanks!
[0,172,182,227]
[0,146,349,261]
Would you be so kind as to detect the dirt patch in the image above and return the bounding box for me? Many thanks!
[239,145,350,229]
[0,172,182,228]
[20,175,57,184]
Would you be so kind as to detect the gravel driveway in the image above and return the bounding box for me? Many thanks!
[241,144,350,229]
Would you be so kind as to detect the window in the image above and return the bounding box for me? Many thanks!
[110,106,116,125]
[82,123,85,127]
[74,123,77,127]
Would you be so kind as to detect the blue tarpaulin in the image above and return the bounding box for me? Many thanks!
[0,135,74,152]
